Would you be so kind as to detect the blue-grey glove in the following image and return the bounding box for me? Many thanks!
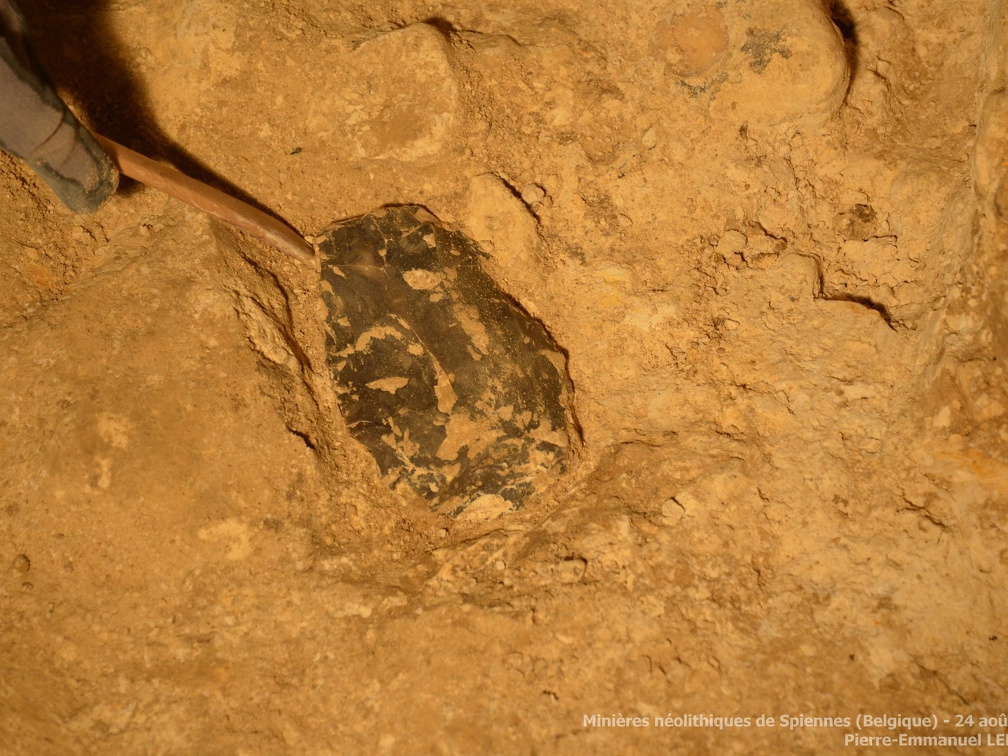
[0,0,117,213]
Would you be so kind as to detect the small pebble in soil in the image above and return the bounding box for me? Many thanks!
[521,183,547,205]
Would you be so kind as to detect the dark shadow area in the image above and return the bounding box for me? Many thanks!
[828,0,859,80]
[825,292,895,329]
[23,0,299,222]
[421,16,459,41]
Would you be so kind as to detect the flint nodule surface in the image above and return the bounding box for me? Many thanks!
[318,206,572,516]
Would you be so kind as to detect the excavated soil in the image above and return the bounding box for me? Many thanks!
[2,0,1007,753]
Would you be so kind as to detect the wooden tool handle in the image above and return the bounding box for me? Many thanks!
[94,134,316,265]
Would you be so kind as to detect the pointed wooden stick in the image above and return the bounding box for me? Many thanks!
[94,134,316,265]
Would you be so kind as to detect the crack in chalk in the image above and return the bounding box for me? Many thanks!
[822,292,896,329]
